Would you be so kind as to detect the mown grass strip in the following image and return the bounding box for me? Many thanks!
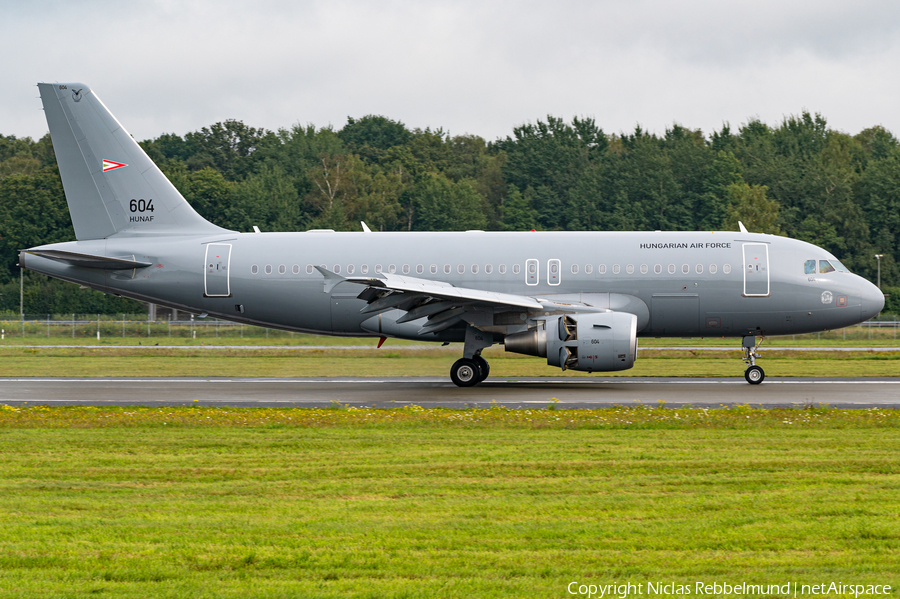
[1,346,899,377]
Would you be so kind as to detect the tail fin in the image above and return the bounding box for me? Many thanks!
[38,82,227,240]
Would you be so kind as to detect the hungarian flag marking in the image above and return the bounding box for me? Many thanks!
[102,159,128,172]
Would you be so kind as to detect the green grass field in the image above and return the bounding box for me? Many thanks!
[0,345,897,378]
[0,405,897,598]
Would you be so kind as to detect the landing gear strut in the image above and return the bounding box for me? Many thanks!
[742,335,765,385]
[450,326,493,387]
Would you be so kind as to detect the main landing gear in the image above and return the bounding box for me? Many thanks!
[450,326,493,387]
[450,355,490,387]
[741,335,765,385]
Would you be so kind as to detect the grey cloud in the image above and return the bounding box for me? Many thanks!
[3,0,900,142]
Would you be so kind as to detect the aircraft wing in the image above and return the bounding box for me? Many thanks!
[316,267,545,334]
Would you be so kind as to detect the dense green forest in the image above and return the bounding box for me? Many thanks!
[1,111,898,314]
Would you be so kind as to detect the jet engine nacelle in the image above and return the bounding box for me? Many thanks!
[504,312,638,372]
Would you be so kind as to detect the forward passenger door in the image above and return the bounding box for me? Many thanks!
[742,243,770,297]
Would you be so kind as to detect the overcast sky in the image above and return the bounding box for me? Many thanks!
[4,0,900,143]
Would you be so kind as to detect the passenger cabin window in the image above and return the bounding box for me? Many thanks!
[292,265,300,274]
[626,264,634,274]
[402,264,410,274]
[709,264,717,274]
[485,264,493,274]
[430,265,437,274]
[279,265,286,274]
[375,264,382,273]
[654,264,662,274]
[306,265,313,274]
[513,264,520,274]
[347,264,355,274]
[668,264,675,274]
[640,264,648,274]
[457,264,465,274]
[682,264,689,274]
[389,264,396,273]
[695,264,703,274]
[804,260,816,274]
[265,265,272,274]
[585,264,593,274]
[416,264,423,274]
[361,264,369,274]
[612,264,620,274]
[444,265,451,274]
[723,264,732,274]
[251,265,259,274]
[499,264,507,274]
[471,264,478,274]
[599,264,607,274]
[819,260,836,274]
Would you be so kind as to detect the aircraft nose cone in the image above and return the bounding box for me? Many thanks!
[859,279,885,321]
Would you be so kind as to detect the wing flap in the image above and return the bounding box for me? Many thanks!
[344,272,543,310]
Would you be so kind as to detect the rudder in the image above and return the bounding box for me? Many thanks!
[38,82,226,240]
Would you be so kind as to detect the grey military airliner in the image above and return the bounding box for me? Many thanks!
[21,83,884,386]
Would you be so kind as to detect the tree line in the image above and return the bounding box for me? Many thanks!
[0,111,898,314]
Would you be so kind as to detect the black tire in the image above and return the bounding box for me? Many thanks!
[451,358,481,387]
[473,356,490,382]
[745,365,765,385]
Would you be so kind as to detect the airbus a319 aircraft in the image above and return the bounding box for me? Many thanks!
[21,83,885,386]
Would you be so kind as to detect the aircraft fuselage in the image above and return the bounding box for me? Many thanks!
[21,229,884,342]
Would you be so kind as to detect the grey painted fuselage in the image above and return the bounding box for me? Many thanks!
[22,229,884,341]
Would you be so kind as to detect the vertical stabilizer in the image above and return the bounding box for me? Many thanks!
[38,83,227,240]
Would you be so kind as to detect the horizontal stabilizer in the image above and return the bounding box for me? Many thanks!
[24,249,152,270]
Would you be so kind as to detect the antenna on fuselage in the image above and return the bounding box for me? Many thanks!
[738,221,749,234]
[361,221,372,233]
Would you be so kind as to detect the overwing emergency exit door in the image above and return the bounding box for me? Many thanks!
[548,259,561,285]
[526,259,538,285]
[204,243,232,297]
[742,243,769,297]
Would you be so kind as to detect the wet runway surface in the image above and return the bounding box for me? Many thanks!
[0,377,896,408]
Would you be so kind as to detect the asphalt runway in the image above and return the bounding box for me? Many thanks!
[0,377,897,408]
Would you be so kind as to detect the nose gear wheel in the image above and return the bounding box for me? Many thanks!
[741,335,765,385]
[745,365,765,384]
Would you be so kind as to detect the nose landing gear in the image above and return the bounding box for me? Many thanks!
[742,335,765,384]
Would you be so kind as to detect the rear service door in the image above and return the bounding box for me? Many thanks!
[742,243,769,297]
[204,243,232,297]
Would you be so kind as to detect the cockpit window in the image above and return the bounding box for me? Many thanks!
[819,260,836,274]
[830,259,850,273]
[804,260,816,274]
